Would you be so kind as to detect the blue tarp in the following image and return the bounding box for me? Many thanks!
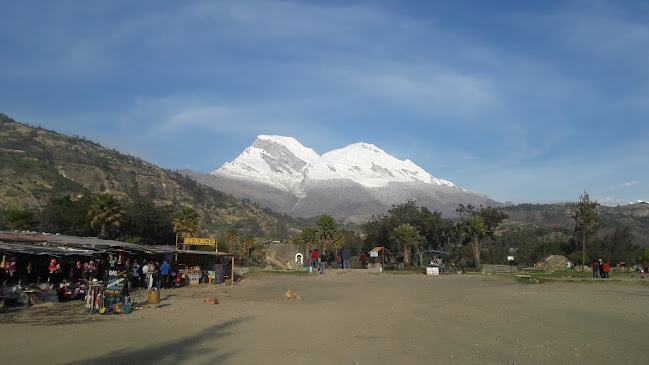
[422,250,448,255]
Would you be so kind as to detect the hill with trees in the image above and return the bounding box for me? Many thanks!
[0,114,310,244]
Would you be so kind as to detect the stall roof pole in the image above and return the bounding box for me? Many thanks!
[231,256,234,285]
[382,250,384,272]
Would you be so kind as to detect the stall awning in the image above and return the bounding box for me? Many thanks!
[370,246,392,255]
[0,242,95,256]
[422,250,449,255]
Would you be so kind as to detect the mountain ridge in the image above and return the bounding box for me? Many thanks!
[201,135,501,221]
[0,114,305,239]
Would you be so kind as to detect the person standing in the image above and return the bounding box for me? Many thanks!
[319,252,327,274]
[398,254,405,271]
[598,259,604,278]
[566,260,572,274]
[132,260,140,289]
[160,260,171,288]
[592,259,599,278]
[460,256,466,274]
[342,249,351,269]
[336,254,341,269]
[602,260,610,279]
[142,260,150,289]
[311,249,319,270]
[359,253,367,269]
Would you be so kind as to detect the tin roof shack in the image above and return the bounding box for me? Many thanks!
[369,247,391,272]
[174,249,235,284]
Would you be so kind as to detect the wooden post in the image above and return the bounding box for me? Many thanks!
[381,249,385,272]
[230,256,234,285]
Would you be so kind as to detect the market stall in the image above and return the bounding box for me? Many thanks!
[422,249,449,275]
[369,246,391,272]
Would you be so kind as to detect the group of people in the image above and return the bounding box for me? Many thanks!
[592,259,611,278]
[309,249,353,274]
[125,259,174,290]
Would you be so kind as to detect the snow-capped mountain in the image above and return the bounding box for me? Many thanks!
[187,135,503,221]
[215,135,456,193]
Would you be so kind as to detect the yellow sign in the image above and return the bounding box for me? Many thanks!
[183,237,217,246]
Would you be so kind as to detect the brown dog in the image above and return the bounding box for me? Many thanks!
[204,298,219,304]
[285,289,300,300]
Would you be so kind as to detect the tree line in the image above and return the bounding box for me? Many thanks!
[0,193,203,246]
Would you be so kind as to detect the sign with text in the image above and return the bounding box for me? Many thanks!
[105,267,127,307]
[183,237,217,246]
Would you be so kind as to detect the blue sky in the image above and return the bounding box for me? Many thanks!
[1,0,647,206]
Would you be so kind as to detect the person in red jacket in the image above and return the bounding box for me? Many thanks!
[592,260,599,278]
[602,260,611,279]
[359,253,367,269]
[311,249,319,269]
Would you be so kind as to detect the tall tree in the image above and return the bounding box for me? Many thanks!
[301,227,319,252]
[3,209,40,231]
[461,215,487,270]
[390,223,424,267]
[315,214,338,254]
[226,228,239,255]
[238,234,255,263]
[88,193,124,238]
[331,231,345,255]
[41,195,94,236]
[573,191,601,271]
[172,207,201,249]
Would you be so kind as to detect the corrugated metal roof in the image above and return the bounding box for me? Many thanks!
[0,231,234,257]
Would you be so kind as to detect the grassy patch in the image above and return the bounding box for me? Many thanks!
[502,271,635,284]
[384,267,426,275]
[244,268,312,278]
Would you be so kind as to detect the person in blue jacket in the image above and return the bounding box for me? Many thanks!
[160,260,171,289]
[342,249,351,269]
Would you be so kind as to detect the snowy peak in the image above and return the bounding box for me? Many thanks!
[213,135,456,194]
[314,142,454,188]
[214,135,319,195]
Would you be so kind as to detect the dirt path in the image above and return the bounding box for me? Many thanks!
[1,271,648,364]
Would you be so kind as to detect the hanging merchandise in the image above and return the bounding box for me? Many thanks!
[48,258,57,274]
[5,257,16,277]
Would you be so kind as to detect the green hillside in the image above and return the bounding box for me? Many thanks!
[0,114,307,241]
[500,202,649,247]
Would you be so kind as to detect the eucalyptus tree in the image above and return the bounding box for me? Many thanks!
[573,191,601,271]
[238,234,255,263]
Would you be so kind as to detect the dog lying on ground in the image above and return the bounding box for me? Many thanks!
[204,298,219,304]
[285,289,300,300]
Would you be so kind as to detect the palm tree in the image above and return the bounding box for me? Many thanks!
[172,207,201,249]
[226,228,239,255]
[391,223,424,267]
[4,209,40,231]
[301,227,319,252]
[88,194,124,238]
[331,231,345,256]
[315,214,338,254]
[462,215,487,270]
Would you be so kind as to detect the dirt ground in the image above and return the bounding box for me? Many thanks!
[1,270,648,365]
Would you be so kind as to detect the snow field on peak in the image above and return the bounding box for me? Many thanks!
[214,135,456,193]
